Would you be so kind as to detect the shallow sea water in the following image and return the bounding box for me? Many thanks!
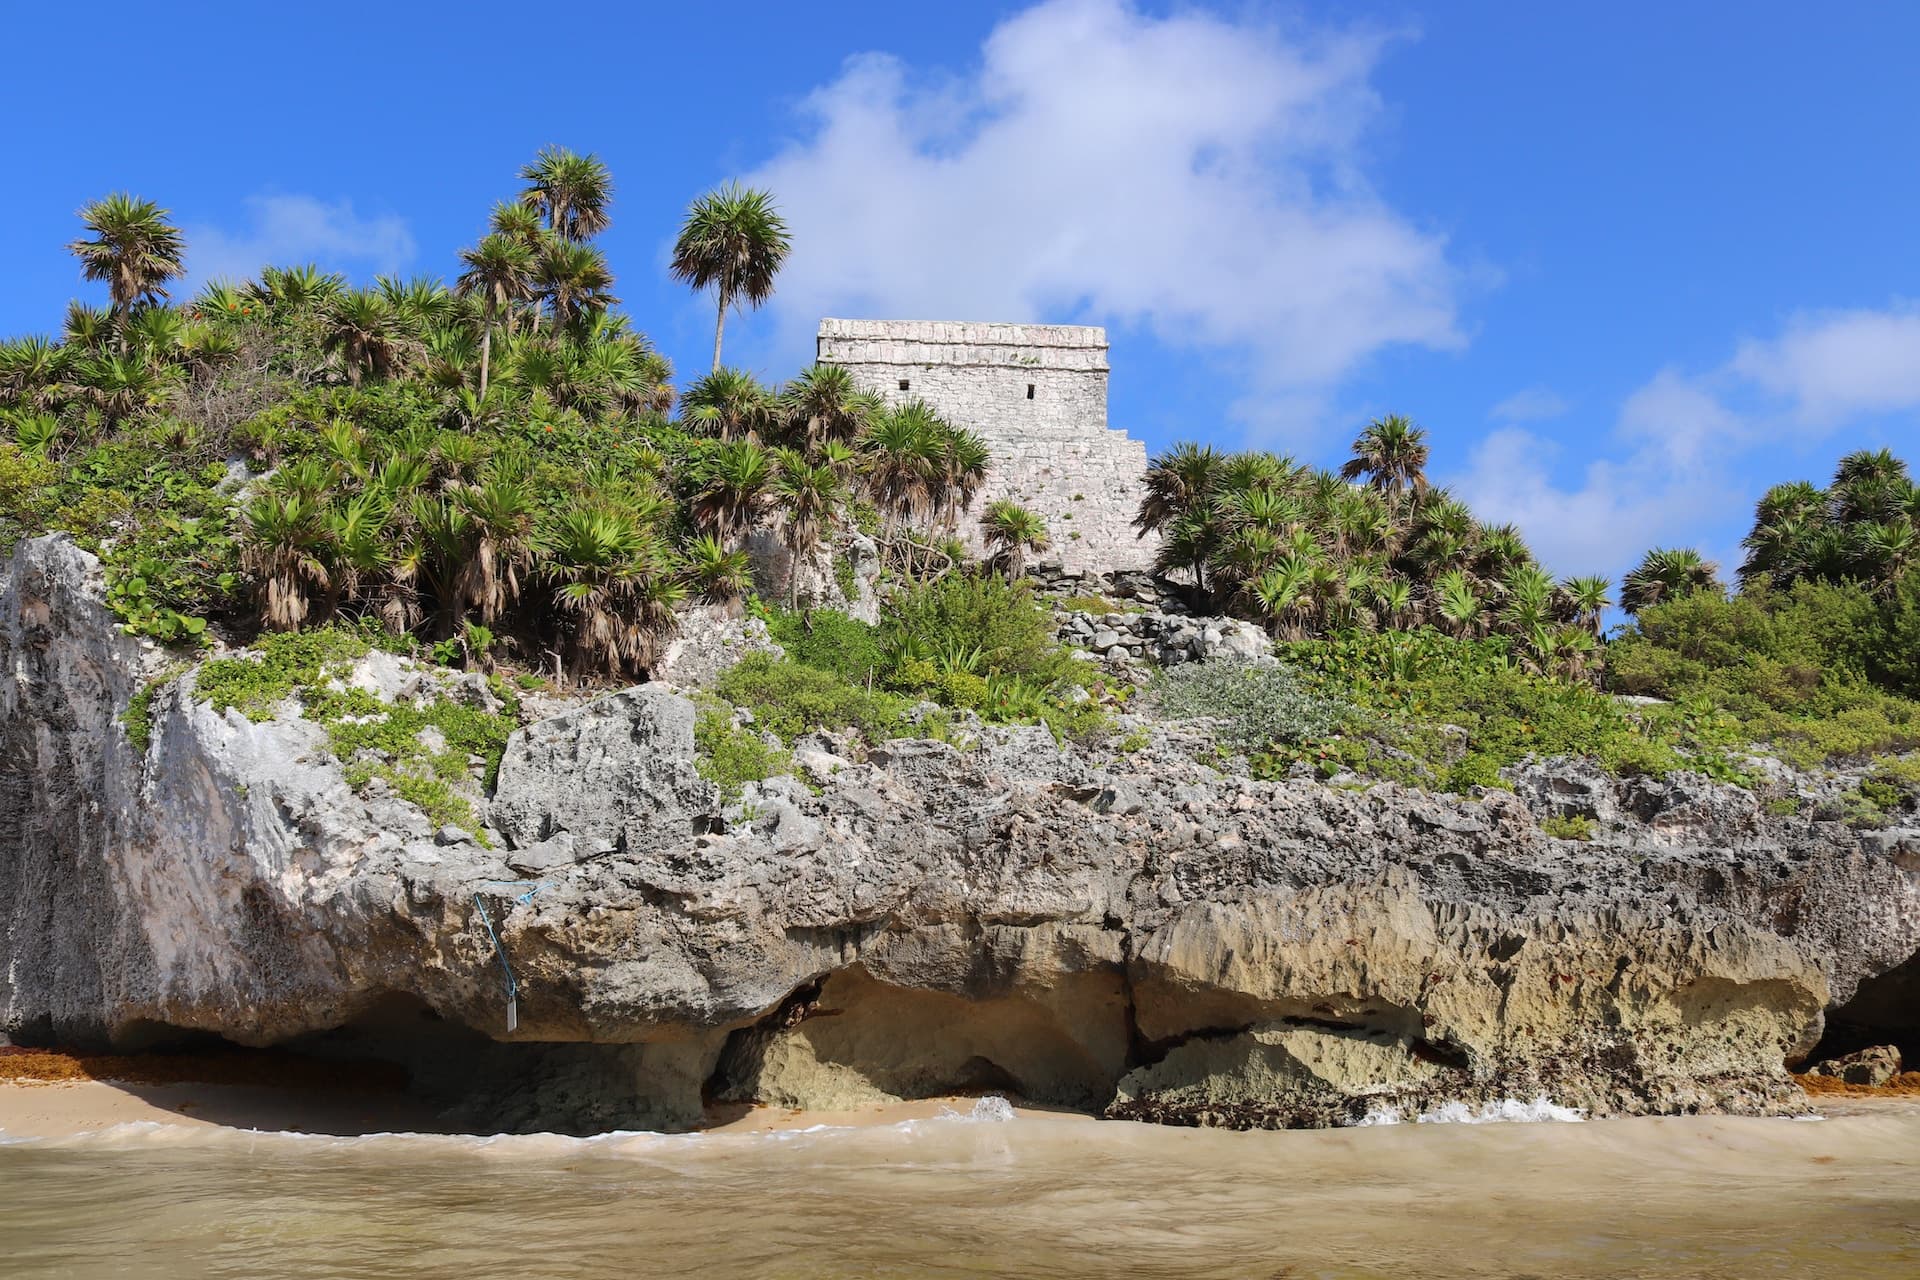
[2,1098,1917,1279]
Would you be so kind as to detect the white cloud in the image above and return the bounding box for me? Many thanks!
[743,0,1462,440]
[184,195,416,289]
[1488,386,1568,423]
[1449,427,1741,578]
[1462,300,1920,580]
[1729,303,1920,427]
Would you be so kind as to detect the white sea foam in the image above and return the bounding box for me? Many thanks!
[937,1095,1016,1123]
[1352,1096,1586,1126]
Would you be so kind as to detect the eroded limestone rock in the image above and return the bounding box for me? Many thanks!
[4,535,1919,1133]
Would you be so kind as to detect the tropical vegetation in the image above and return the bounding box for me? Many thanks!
[4,157,1918,803]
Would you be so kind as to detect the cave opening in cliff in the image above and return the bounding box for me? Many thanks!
[1812,951,1920,1064]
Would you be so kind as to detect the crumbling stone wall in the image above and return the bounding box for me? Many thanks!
[817,318,1158,574]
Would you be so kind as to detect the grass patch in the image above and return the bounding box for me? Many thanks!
[191,623,517,832]
[1540,813,1596,841]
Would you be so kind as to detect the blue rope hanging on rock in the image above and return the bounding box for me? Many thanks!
[473,881,545,1033]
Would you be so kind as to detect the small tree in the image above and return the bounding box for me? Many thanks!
[68,194,186,322]
[981,500,1048,580]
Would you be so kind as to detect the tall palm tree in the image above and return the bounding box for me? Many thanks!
[770,448,843,606]
[932,425,991,534]
[455,234,535,400]
[518,147,614,242]
[1619,547,1721,615]
[669,183,791,372]
[981,500,1049,581]
[67,194,187,322]
[1339,414,1430,497]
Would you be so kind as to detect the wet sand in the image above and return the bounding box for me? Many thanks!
[0,1077,1050,1140]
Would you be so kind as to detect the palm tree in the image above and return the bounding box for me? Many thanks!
[254,263,346,310]
[1619,547,1721,615]
[452,473,537,622]
[75,352,169,421]
[242,492,335,631]
[534,239,618,334]
[670,183,791,372]
[67,194,187,323]
[1497,565,1556,633]
[780,363,880,450]
[681,532,752,613]
[539,507,683,678]
[1432,569,1484,638]
[981,500,1049,580]
[1560,575,1612,635]
[1340,414,1430,497]
[1861,520,1917,596]
[681,367,774,441]
[62,302,114,353]
[691,440,774,544]
[771,449,843,606]
[455,234,535,400]
[519,147,614,242]
[932,425,991,534]
[321,289,409,385]
[0,336,68,409]
[1741,480,1828,584]
[1135,442,1225,537]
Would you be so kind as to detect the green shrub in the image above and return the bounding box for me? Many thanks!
[0,443,58,552]
[1540,813,1596,841]
[713,653,917,745]
[1154,659,1346,752]
[694,704,791,799]
[881,573,1078,689]
[1060,594,1128,615]
[1607,579,1920,763]
[121,678,163,752]
[767,608,888,684]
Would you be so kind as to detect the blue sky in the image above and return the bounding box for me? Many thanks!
[5,0,1918,580]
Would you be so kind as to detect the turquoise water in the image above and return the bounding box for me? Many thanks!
[2,1101,1917,1278]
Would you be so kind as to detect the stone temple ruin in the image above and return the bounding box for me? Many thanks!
[817,318,1158,575]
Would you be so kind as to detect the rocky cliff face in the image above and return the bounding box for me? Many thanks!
[4,535,1918,1132]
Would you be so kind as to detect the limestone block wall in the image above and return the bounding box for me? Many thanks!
[818,319,1158,574]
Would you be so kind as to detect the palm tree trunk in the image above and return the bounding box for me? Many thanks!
[713,291,728,373]
[477,324,492,403]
